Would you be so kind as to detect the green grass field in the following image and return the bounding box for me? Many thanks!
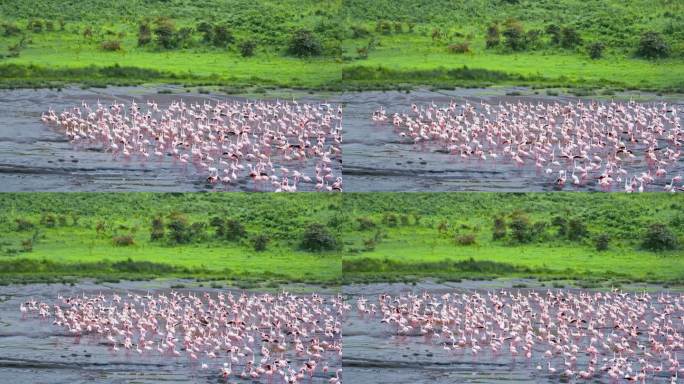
[0,193,342,286]
[0,0,682,91]
[0,193,681,287]
[341,193,684,286]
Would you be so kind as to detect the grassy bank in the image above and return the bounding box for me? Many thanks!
[0,0,682,92]
[0,193,342,286]
[341,193,684,286]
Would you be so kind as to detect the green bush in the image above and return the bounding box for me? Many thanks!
[288,29,322,57]
[560,27,582,49]
[252,234,269,252]
[595,233,610,251]
[15,218,34,231]
[587,42,605,59]
[167,212,191,244]
[137,22,152,46]
[224,219,246,241]
[485,23,500,48]
[153,18,178,49]
[2,23,21,37]
[567,218,588,241]
[636,31,669,59]
[212,24,234,47]
[455,233,476,245]
[300,223,339,252]
[239,39,256,57]
[509,212,532,243]
[150,216,164,241]
[503,19,525,51]
[492,216,506,240]
[641,223,678,251]
[448,42,471,54]
[357,217,376,231]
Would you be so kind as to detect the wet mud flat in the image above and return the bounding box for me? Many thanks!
[0,86,341,192]
[340,88,684,192]
[342,280,682,384]
[0,281,340,384]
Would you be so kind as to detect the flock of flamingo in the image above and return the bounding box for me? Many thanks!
[22,291,346,383]
[372,99,683,192]
[41,99,343,192]
[356,289,683,383]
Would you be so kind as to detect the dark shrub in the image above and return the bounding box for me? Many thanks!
[545,24,561,44]
[400,214,410,226]
[150,216,165,241]
[167,213,191,244]
[357,217,376,231]
[552,216,567,236]
[567,218,588,241]
[101,40,122,51]
[492,216,507,240]
[636,31,669,59]
[113,235,135,246]
[351,25,370,39]
[41,214,57,227]
[363,237,376,251]
[595,233,610,251]
[45,21,54,32]
[383,213,398,227]
[393,21,403,33]
[27,19,44,33]
[641,223,678,251]
[560,27,582,49]
[224,219,246,241]
[300,223,339,252]
[21,239,33,252]
[252,234,269,252]
[239,39,256,57]
[376,20,392,35]
[197,21,213,42]
[503,19,525,51]
[2,23,21,37]
[587,42,605,59]
[448,42,471,54]
[212,24,234,47]
[15,219,34,231]
[137,22,152,46]
[455,233,477,246]
[189,222,207,241]
[153,18,178,49]
[510,212,532,243]
[288,29,322,57]
[486,23,500,48]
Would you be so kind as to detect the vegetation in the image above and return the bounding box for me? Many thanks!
[0,0,682,91]
[0,193,342,285]
[341,193,684,286]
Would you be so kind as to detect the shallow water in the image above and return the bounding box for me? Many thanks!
[339,88,684,192]
[0,86,341,192]
[0,281,340,383]
[342,280,682,384]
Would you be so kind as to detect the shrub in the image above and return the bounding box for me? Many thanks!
[252,234,269,252]
[350,25,370,39]
[485,23,500,48]
[376,20,392,35]
[502,19,525,51]
[150,216,165,241]
[362,238,376,251]
[101,40,122,51]
[2,23,21,37]
[113,235,135,246]
[212,24,234,47]
[636,31,669,59]
[15,219,34,231]
[239,39,256,57]
[21,239,33,252]
[545,24,561,45]
[189,222,207,241]
[197,21,213,42]
[137,22,152,46]
[393,21,403,33]
[455,233,476,246]
[45,21,54,32]
[492,216,507,240]
[400,215,410,226]
[641,223,678,251]
[300,223,339,252]
[510,212,532,243]
[41,214,57,227]
[383,213,398,227]
[153,18,178,49]
[167,213,191,244]
[288,29,322,57]
[560,27,582,49]
[224,219,246,241]
[595,233,610,251]
[567,218,588,241]
[552,216,567,237]
[587,42,605,59]
[357,217,376,231]
[27,19,44,33]
[448,42,471,54]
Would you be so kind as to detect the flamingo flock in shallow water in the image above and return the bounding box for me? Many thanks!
[22,290,346,383]
[42,98,343,192]
[373,99,683,192]
[356,289,683,383]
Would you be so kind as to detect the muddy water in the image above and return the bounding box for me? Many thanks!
[0,281,340,383]
[342,280,681,384]
[0,86,341,192]
[340,88,684,192]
